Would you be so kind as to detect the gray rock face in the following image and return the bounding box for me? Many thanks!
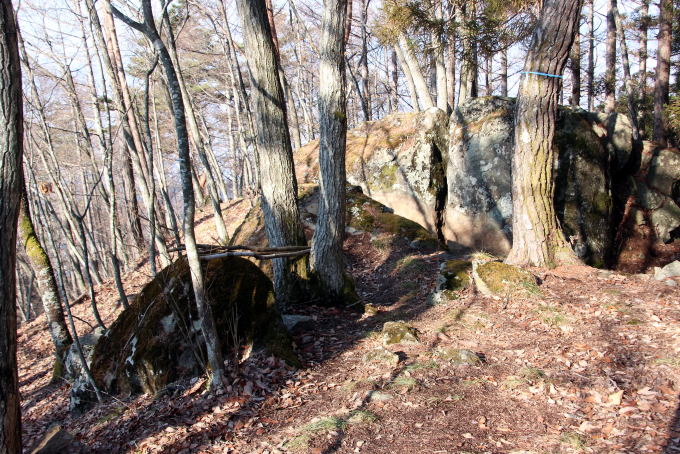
[444,97,615,266]
[64,327,105,413]
[29,425,85,454]
[296,108,449,234]
[381,321,420,346]
[654,260,680,280]
[637,147,680,242]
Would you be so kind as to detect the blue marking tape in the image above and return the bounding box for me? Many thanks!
[521,71,563,78]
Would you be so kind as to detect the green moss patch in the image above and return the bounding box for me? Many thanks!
[473,261,539,297]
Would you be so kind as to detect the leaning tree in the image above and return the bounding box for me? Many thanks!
[505,0,584,267]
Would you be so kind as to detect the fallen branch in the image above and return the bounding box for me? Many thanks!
[199,249,311,261]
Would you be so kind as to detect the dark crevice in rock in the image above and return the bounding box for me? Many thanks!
[430,141,448,245]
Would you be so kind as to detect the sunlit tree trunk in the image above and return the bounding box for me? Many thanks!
[569,28,581,106]
[653,0,672,145]
[312,0,354,302]
[0,1,23,450]
[605,0,617,113]
[394,43,419,111]
[587,0,595,110]
[398,33,434,110]
[506,0,583,267]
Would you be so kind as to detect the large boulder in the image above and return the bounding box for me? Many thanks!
[642,147,680,242]
[84,256,296,405]
[295,108,449,233]
[444,97,617,266]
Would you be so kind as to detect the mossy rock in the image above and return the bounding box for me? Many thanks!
[88,256,298,400]
[430,259,472,304]
[435,348,482,366]
[473,261,539,297]
[363,347,400,366]
[381,321,420,346]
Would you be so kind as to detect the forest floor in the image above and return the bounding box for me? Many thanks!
[17,198,680,454]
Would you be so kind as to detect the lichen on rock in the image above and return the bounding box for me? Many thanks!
[381,321,420,346]
[472,261,539,297]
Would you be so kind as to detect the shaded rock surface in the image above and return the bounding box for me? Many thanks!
[64,327,105,412]
[82,256,296,410]
[363,347,400,366]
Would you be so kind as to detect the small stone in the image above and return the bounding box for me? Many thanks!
[369,391,394,402]
[281,315,314,331]
[655,261,680,281]
[473,261,538,297]
[435,348,483,366]
[363,347,400,366]
[665,279,678,287]
[381,321,420,346]
[363,304,379,316]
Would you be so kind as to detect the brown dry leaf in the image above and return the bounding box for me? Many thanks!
[607,390,624,406]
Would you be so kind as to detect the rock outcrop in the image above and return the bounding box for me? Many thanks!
[79,256,296,410]
[295,108,448,234]
[445,97,615,265]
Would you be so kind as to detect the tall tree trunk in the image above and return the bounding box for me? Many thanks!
[359,0,372,120]
[160,4,229,245]
[236,0,308,308]
[312,0,354,302]
[446,24,457,110]
[484,54,493,96]
[397,34,434,110]
[653,0,672,145]
[614,3,640,141]
[570,27,581,106]
[433,0,448,111]
[638,0,650,97]
[605,0,617,113]
[394,44,419,111]
[459,3,478,104]
[0,1,23,450]
[112,0,226,389]
[505,0,583,267]
[587,0,595,110]
[391,48,400,111]
[18,191,72,378]
[500,48,508,97]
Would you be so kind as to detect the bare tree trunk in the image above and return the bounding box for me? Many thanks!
[391,49,400,111]
[653,0,672,145]
[394,44,419,111]
[459,2,478,104]
[312,0,354,302]
[112,0,226,389]
[587,0,595,110]
[500,48,508,97]
[505,0,583,267]
[605,0,617,113]
[0,2,23,449]
[570,27,581,106]
[433,0,448,110]
[638,0,650,97]
[359,0,372,120]
[484,54,493,96]
[236,0,308,308]
[614,3,640,141]
[18,191,72,378]
[160,3,229,245]
[398,34,434,109]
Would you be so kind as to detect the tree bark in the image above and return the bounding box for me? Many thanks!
[614,3,640,141]
[459,2,478,104]
[236,0,309,308]
[605,0,617,113]
[0,1,23,450]
[506,0,583,267]
[570,27,581,106]
[587,0,595,110]
[653,0,672,145]
[359,0,372,120]
[312,0,353,302]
